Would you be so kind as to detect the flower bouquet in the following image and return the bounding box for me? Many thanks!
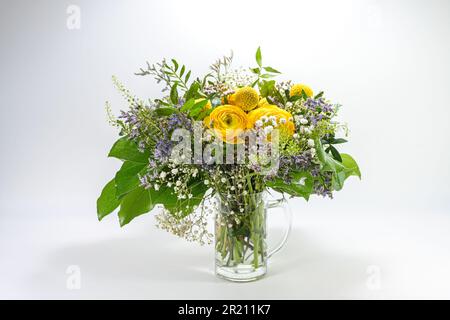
[97,48,360,281]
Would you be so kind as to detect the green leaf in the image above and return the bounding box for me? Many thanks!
[163,181,209,217]
[190,99,209,118]
[118,186,153,227]
[115,161,147,199]
[97,179,120,221]
[171,59,179,71]
[170,82,179,104]
[328,145,342,162]
[341,153,361,179]
[259,80,275,97]
[267,171,313,200]
[256,47,262,67]
[314,91,324,99]
[184,70,191,83]
[314,137,360,191]
[250,67,261,74]
[180,65,185,77]
[155,107,177,116]
[330,138,348,144]
[301,90,309,100]
[263,66,281,74]
[108,137,149,164]
[180,98,195,112]
[185,82,201,101]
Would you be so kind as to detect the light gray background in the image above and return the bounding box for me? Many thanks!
[1,0,450,299]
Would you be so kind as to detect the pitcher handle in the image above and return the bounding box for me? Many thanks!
[267,197,292,259]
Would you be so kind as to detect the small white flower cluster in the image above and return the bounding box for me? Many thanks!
[222,67,258,90]
[146,163,200,204]
[275,80,293,100]
[155,205,213,245]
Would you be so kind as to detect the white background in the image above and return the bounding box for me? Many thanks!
[1,0,450,299]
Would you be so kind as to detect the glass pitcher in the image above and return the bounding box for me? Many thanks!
[214,191,292,282]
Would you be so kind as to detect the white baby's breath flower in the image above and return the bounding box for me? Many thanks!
[300,118,308,125]
[154,183,160,191]
[221,178,227,183]
[159,171,167,179]
[293,133,299,139]
[307,139,315,147]
[264,126,274,135]
[171,168,179,174]
[176,180,182,187]
[255,120,263,128]
[204,180,210,185]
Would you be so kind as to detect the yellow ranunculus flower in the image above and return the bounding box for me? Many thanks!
[228,86,259,111]
[290,84,313,98]
[207,105,248,144]
[247,105,295,136]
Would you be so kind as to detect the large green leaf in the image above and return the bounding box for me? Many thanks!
[108,137,149,164]
[314,137,361,191]
[118,179,209,226]
[118,186,153,227]
[267,171,314,200]
[115,161,147,199]
[341,153,361,179]
[97,179,120,221]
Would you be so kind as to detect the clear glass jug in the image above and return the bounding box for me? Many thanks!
[214,191,292,282]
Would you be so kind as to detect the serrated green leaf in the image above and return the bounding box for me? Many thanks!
[97,179,120,221]
[115,161,147,199]
[256,47,262,67]
[108,137,149,164]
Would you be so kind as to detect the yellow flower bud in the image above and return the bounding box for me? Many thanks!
[290,84,313,98]
[228,86,259,111]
